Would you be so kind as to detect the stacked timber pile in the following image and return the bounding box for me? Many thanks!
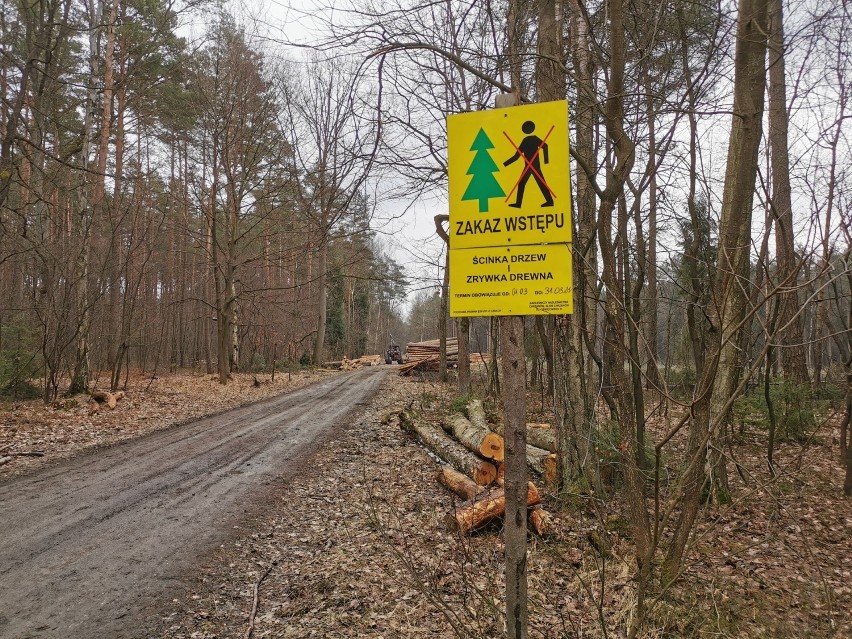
[406,338,459,362]
[399,397,554,535]
[398,338,459,376]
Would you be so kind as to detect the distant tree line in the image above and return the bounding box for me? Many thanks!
[0,0,409,397]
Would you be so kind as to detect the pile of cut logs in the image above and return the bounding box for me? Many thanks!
[400,398,557,535]
[326,355,382,371]
[398,339,459,376]
[406,338,459,362]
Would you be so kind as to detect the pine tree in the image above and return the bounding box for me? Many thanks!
[462,128,505,212]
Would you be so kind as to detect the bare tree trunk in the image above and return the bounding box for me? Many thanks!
[554,0,599,489]
[627,193,648,472]
[593,7,653,628]
[110,29,128,391]
[842,261,852,493]
[439,248,449,382]
[767,0,809,384]
[458,317,471,395]
[535,316,554,398]
[667,0,769,577]
[312,234,328,365]
[534,0,561,407]
[501,9,529,634]
[500,315,528,639]
[644,69,661,391]
[209,132,229,384]
[844,363,851,496]
[229,276,239,371]
[674,2,710,382]
[69,0,104,395]
[489,317,500,397]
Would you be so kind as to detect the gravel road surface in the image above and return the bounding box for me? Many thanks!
[0,367,387,638]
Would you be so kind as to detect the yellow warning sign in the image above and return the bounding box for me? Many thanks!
[449,244,573,316]
[447,100,572,250]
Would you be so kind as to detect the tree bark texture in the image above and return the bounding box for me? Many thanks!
[667,0,769,577]
[592,0,652,583]
[524,425,556,453]
[400,410,497,485]
[767,0,809,384]
[440,249,449,381]
[458,317,471,395]
[312,236,328,365]
[437,466,483,501]
[466,398,489,433]
[554,0,599,491]
[500,314,528,639]
[442,413,505,462]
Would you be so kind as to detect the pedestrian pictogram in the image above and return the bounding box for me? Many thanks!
[503,121,555,208]
[447,100,572,250]
[462,129,506,213]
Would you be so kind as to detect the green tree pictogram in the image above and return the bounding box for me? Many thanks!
[462,128,505,212]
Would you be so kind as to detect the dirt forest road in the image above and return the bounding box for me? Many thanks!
[0,367,388,638]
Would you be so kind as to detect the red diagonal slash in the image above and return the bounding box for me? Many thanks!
[503,125,557,203]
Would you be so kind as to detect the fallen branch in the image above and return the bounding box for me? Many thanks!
[0,450,46,464]
[244,561,276,639]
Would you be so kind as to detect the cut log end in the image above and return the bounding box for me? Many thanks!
[480,432,505,462]
[472,462,497,486]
